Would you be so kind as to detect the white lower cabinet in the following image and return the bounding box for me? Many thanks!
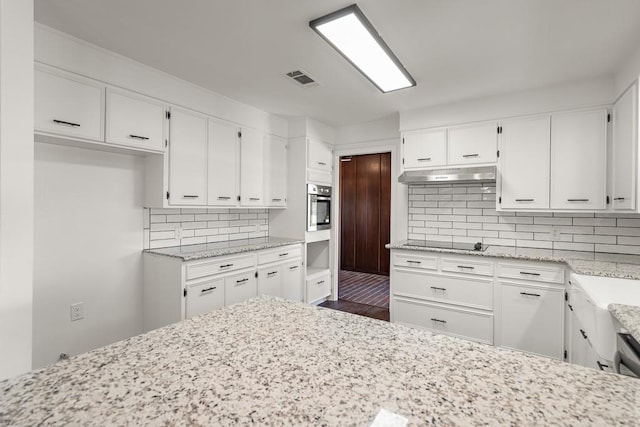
[143,244,303,331]
[306,272,331,304]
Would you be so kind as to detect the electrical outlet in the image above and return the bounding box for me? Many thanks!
[175,227,183,240]
[70,303,84,321]
[550,227,561,241]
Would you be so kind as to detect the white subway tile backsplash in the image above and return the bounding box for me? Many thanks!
[143,208,269,249]
[407,183,640,255]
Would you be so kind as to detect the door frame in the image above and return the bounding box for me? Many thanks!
[330,140,407,301]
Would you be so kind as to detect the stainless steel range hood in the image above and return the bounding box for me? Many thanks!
[398,166,496,184]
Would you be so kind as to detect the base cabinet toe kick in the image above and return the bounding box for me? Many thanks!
[390,249,565,361]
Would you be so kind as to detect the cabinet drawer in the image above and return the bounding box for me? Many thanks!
[499,282,563,359]
[258,245,302,265]
[186,253,256,280]
[393,269,493,310]
[306,273,331,303]
[224,270,258,306]
[393,252,437,270]
[106,89,165,152]
[393,297,493,344]
[185,278,224,319]
[498,262,564,284]
[441,257,494,276]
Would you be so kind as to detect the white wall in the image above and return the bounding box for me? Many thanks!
[34,24,288,138]
[615,44,640,99]
[335,114,399,145]
[0,0,34,381]
[33,143,144,368]
[399,77,614,131]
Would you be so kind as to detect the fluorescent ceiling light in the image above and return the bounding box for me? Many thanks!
[310,4,416,93]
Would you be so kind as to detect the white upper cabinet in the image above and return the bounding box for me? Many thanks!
[448,122,498,166]
[208,118,240,207]
[106,89,166,152]
[168,107,208,206]
[240,127,265,206]
[550,109,607,210]
[402,129,447,169]
[265,135,288,207]
[307,138,333,173]
[499,116,551,210]
[611,83,638,211]
[35,67,104,141]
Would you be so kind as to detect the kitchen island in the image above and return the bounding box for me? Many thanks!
[1,297,638,425]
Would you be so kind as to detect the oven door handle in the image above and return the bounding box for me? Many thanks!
[614,350,640,376]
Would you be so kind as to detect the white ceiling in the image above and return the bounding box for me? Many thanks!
[35,0,640,127]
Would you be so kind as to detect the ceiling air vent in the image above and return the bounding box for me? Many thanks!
[285,70,318,87]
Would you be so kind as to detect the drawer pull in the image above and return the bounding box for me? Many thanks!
[457,265,475,270]
[317,280,325,285]
[236,278,249,284]
[182,195,199,199]
[217,196,231,200]
[201,286,217,293]
[462,153,479,158]
[596,361,609,371]
[417,157,431,161]
[580,329,588,340]
[430,318,447,324]
[317,161,327,166]
[267,271,278,277]
[568,304,573,311]
[406,260,421,264]
[515,199,534,202]
[272,198,282,202]
[520,292,541,297]
[289,265,299,270]
[249,197,261,201]
[279,253,289,257]
[430,286,447,291]
[614,197,626,201]
[129,134,150,140]
[53,119,81,127]
[220,264,234,269]
[519,271,541,277]
[567,199,589,202]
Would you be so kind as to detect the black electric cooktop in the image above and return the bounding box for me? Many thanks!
[405,240,488,252]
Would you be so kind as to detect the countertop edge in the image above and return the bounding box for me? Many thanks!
[608,303,640,344]
[144,238,305,261]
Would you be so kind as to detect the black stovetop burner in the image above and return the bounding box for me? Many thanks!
[405,240,488,252]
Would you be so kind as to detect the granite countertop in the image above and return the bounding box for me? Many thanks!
[609,303,640,344]
[387,240,640,280]
[1,297,638,426]
[144,236,304,261]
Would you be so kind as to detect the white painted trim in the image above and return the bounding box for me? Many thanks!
[330,139,405,301]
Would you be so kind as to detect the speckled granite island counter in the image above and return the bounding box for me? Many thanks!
[144,236,304,261]
[610,303,640,343]
[1,297,638,426]
[386,240,640,280]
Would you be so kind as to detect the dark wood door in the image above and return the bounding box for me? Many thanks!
[340,153,391,275]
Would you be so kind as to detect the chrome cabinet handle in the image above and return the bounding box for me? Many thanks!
[417,158,431,161]
[236,278,249,284]
[201,286,216,293]
[272,198,282,202]
[289,265,299,270]
[614,197,626,201]
[430,318,447,324]
[457,265,474,270]
[279,253,289,257]
[567,199,589,202]
[520,292,541,297]
[128,134,149,140]
[317,280,325,284]
[317,161,327,166]
[580,329,588,339]
[596,361,608,371]
[183,195,199,199]
[406,260,421,264]
[53,119,80,127]
[515,199,534,202]
[462,153,479,158]
[519,271,541,276]
[220,264,233,269]
[568,304,573,311]
[249,197,260,201]
[267,271,278,277]
[217,196,231,200]
[430,286,446,291]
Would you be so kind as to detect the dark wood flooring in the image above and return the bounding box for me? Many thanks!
[319,299,390,322]
[338,269,389,308]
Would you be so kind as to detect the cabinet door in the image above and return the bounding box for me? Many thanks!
[240,128,265,206]
[402,129,447,169]
[265,135,288,207]
[499,283,564,359]
[185,278,224,319]
[611,83,638,210]
[35,68,104,141]
[282,259,303,302]
[448,122,497,166]
[257,265,282,297]
[168,107,208,206]
[225,270,258,306]
[499,116,550,209]
[550,109,607,210]
[306,272,331,304]
[208,118,240,206]
[106,89,165,152]
[308,139,333,173]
